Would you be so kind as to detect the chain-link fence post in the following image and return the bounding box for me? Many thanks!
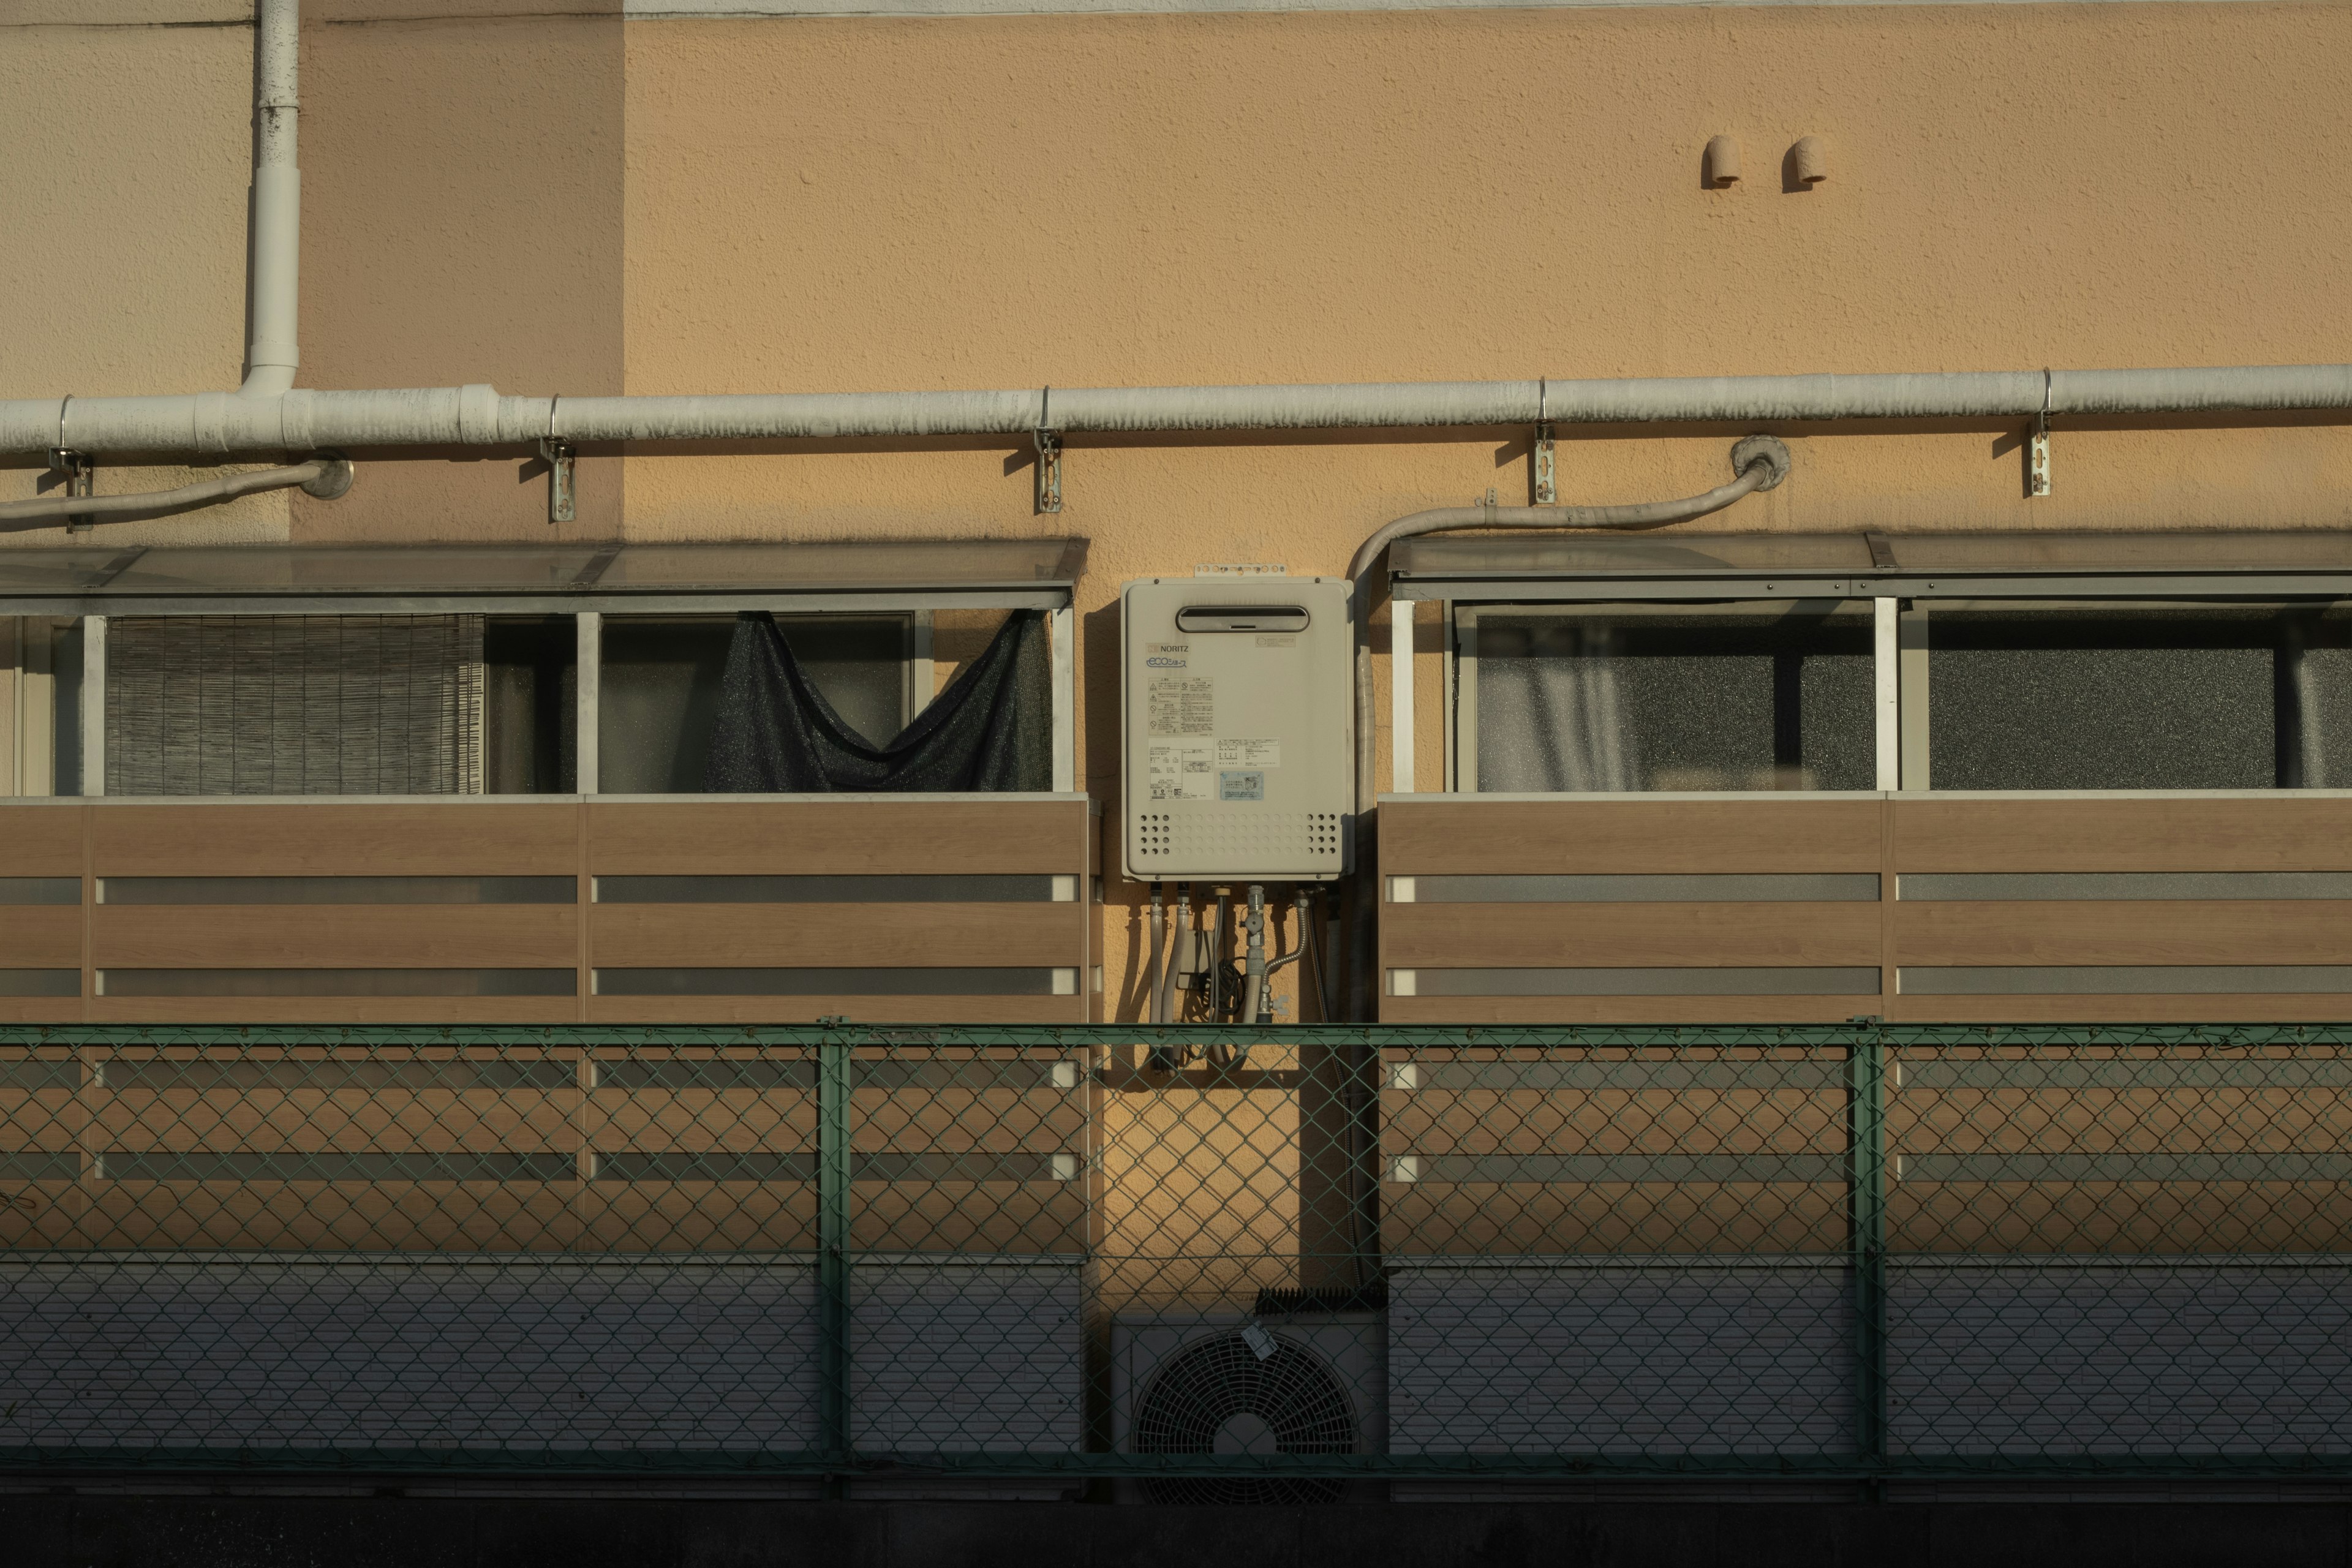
[818,1024,852,1482]
[1847,1026,1889,1479]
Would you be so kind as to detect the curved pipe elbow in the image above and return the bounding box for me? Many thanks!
[1346,434,1790,582]
[0,453,352,529]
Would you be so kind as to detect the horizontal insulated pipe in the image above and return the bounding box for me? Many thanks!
[0,456,353,527]
[11,3,2348,466]
[6,366,2351,459]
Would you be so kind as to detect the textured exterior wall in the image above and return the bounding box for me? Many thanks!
[610,2,2352,1014]
[296,1,627,542]
[2,2,2350,1016]
[620,2,2352,548]
[0,10,288,540]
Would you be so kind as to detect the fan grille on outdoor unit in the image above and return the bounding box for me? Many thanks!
[1133,1332,1356,1505]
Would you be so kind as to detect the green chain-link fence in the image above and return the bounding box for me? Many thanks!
[4,1023,2352,1486]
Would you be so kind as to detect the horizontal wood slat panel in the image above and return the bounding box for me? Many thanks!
[92,805,581,877]
[1893,799,2352,872]
[0,997,81,1023]
[589,801,1086,876]
[1380,800,1883,875]
[0,910,86,968]
[1887,995,2352,1025]
[93,907,579,968]
[1896,902,2352,967]
[1384,903,1882,968]
[1375,794,2352,1022]
[1378,995,1875,1025]
[85,997,580,1025]
[587,995,1090,1025]
[0,807,85,875]
[592,904,1085,968]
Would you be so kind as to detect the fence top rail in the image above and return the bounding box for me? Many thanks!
[6,1023,2352,1050]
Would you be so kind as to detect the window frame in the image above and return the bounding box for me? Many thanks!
[1450,597,1890,796]
[594,608,928,796]
[0,547,1077,801]
[1438,584,2352,799]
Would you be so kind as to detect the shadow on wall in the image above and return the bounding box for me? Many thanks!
[292,6,627,545]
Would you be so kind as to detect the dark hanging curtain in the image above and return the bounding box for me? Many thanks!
[703,609,1051,792]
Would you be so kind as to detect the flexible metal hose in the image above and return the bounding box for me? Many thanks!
[1159,884,1189,1025]
[1146,886,1166,1025]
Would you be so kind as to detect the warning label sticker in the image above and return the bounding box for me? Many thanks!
[1147,676,1215,736]
[1147,743,1215,802]
[1215,737,1281,770]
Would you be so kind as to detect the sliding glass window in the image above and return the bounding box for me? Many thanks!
[598,613,919,794]
[1917,600,2352,790]
[1453,595,2352,794]
[88,613,575,797]
[1461,601,1875,793]
[0,540,1081,801]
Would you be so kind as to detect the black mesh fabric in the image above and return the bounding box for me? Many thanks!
[703,609,1049,793]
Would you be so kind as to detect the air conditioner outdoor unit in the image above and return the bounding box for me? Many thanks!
[1109,1307,1387,1504]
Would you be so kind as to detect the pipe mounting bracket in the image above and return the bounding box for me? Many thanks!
[2027,369,2055,498]
[538,437,576,524]
[47,448,94,533]
[1034,429,1063,516]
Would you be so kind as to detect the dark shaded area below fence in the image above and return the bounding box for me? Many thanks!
[4,1494,2351,1568]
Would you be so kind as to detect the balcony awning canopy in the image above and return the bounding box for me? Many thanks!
[1389,530,2352,601]
[0,538,1088,614]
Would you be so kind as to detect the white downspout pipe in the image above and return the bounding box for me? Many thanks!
[17,0,327,516]
[240,0,301,402]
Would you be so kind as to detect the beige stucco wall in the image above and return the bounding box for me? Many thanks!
[299,2,627,543]
[622,1,2352,553]
[609,2,2352,1014]
[4,2,2351,1016]
[0,10,289,540]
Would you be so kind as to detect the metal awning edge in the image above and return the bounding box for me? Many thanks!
[1392,531,2352,601]
[0,537,1089,608]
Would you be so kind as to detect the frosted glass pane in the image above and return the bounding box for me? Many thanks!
[1924,605,2350,790]
[1475,605,1873,793]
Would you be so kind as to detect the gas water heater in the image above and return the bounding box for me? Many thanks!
[1120,576,1352,883]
